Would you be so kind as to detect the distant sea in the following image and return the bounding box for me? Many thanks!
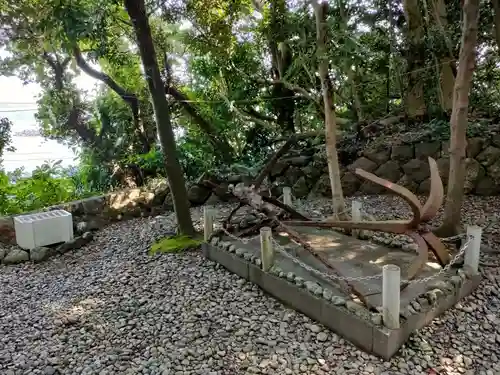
[1,107,78,174]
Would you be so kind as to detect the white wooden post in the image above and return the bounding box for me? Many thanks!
[203,207,215,241]
[283,187,292,207]
[464,225,482,275]
[351,200,362,238]
[260,227,274,271]
[382,264,400,329]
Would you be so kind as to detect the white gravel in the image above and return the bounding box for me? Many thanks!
[1,196,499,375]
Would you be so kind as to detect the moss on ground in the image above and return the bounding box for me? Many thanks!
[149,234,204,255]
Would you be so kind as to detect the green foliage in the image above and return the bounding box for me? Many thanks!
[0,160,100,215]
[427,119,451,140]
[149,235,203,255]
[0,117,16,159]
[426,118,493,141]
[0,0,500,217]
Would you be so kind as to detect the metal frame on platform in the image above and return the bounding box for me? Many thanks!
[204,155,452,310]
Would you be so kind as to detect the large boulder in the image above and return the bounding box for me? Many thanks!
[187,185,211,205]
[391,144,414,162]
[292,176,310,198]
[418,179,431,194]
[436,158,450,184]
[82,196,106,215]
[341,172,360,196]
[213,182,233,202]
[151,180,170,206]
[465,158,485,193]
[301,164,322,182]
[311,152,327,170]
[3,249,29,264]
[487,158,500,185]
[270,161,289,178]
[373,160,402,182]
[476,146,500,167]
[475,176,500,195]
[402,159,430,183]
[466,137,485,158]
[415,141,441,159]
[309,174,331,197]
[363,147,390,165]
[359,181,384,195]
[491,134,500,148]
[0,219,16,245]
[284,167,304,186]
[348,157,377,173]
[30,246,52,263]
[396,175,419,193]
[75,218,106,234]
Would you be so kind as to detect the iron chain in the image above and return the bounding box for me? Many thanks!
[218,226,473,285]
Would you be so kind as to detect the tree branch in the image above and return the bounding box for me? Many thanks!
[73,45,151,151]
[166,85,234,162]
[241,107,276,122]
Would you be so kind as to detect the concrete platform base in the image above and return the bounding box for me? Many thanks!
[203,228,481,359]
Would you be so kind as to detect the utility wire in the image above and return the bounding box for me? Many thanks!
[3,157,76,162]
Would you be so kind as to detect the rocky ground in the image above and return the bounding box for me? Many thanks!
[1,196,499,375]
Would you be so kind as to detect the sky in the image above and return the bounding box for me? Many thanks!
[0,65,100,172]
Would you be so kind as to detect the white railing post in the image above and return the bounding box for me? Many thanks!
[260,227,274,271]
[203,207,215,242]
[351,200,362,238]
[283,186,292,207]
[465,225,482,275]
[382,264,400,329]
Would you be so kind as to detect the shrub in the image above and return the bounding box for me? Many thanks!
[0,160,100,215]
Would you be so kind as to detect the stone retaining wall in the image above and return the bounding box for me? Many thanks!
[1,134,498,250]
[261,135,500,198]
[0,181,170,246]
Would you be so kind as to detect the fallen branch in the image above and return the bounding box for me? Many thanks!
[254,139,295,189]
[276,221,373,309]
[224,202,244,229]
[261,195,310,221]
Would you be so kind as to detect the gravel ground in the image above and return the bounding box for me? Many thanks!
[1,195,499,375]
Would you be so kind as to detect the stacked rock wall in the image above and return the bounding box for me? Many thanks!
[265,136,500,198]
[1,134,499,249]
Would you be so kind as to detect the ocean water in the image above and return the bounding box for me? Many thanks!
[1,108,78,173]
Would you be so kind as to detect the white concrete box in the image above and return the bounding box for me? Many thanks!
[14,210,74,250]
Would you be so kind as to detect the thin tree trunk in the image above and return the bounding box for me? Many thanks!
[313,1,347,219]
[491,0,500,51]
[268,0,295,135]
[73,46,153,153]
[124,0,195,236]
[348,67,364,121]
[402,0,427,117]
[436,0,480,236]
[431,0,455,113]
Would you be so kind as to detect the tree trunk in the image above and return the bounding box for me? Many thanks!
[436,0,480,236]
[491,0,500,51]
[268,0,295,135]
[124,0,195,236]
[402,0,427,117]
[73,46,153,153]
[431,0,455,113]
[313,1,347,219]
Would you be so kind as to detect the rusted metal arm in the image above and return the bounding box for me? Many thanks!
[280,219,411,234]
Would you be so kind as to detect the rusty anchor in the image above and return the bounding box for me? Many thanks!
[282,156,451,281]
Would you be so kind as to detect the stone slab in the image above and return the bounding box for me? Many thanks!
[276,226,448,310]
[203,238,481,359]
